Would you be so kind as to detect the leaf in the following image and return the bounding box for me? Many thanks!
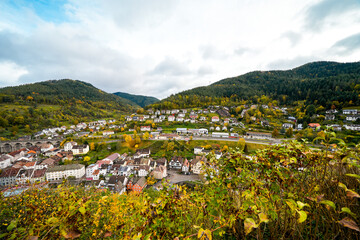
[320,200,336,210]
[339,217,360,232]
[285,199,297,211]
[7,220,17,231]
[28,237,38,240]
[338,182,348,191]
[104,232,112,238]
[197,228,212,240]
[297,210,307,223]
[345,174,360,179]
[244,218,258,235]
[143,233,152,240]
[64,230,81,239]
[341,207,355,217]
[346,190,360,199]
[258,213,269,223]
[296,201,309,210]
[79,207,86,215]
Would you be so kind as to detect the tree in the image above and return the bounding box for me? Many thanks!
[272,128,279,138]
[89,142,95,151]
[237,138,246,152]
[143,132,150,140]
[285,128,293,138]
[84,156,91,162]
[306,105,316,117]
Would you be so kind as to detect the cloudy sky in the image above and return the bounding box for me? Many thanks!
[0,0,359,99]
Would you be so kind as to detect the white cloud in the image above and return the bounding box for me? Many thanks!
[0,0,359,99]
[0,62,28,86]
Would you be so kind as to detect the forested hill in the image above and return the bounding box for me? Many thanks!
[113,91,159,107]
[0,79,138,110]
[149,61,360,109]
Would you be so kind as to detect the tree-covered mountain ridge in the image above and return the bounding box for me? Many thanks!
[0,79,139,110]
[150,61,360,109]
[113,91,159,108]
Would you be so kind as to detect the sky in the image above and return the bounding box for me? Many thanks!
[0,0,359,99]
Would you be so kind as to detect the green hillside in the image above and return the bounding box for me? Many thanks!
[150,61,360,109]
[0,79,138,109]
[0,79,138,139]
[113,91,159,107]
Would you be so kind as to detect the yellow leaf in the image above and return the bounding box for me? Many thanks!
[339,217,360,232]
[244,218,258,235]
[258,213,269,223]
[297,210,307,223]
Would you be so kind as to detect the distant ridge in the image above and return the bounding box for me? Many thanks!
[0,79,138,110]
[113,91,159,108]
[149,61,360,109]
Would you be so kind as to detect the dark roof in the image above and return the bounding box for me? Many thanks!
[33,169,47,178]
[108,175,126,185]
[0,168,21,178]
[135,177,147,188]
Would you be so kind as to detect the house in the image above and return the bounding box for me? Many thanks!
[16,169,34,185]
[151,165,167,179]
[45,164,85,181]
[200,116,207,121]
[176,128,188,135]
[211,116,220,122]
[31,169,47,183]
[246,132,272,140]
[325,114,335,121]
[103,153,120,162]
[86,164,99,180]
[176,117,184,122]
[346,115,360,121]
[0,168,21,186]
[134,149,151,159]
[103,131,114,136]
[107,175,128,194]
[155,158,167,167]
[8,148,28,162]
[64,142,78,151]
[0,155,12,169]
[169,156,184,169]
[344,124,360,131]
[131,177,147,193]
[198,128,208,135]
[141,126,151,131]
[282,123,293,129]
[138,165,150,177]
[212,132,229,138]
[39,158,56,168]
[194,147,204,155]
[71,145,89,155]
[191,156,207,174]
[343,109,358,115]
[327,124,342,131]
[308,123,321,129]
[168,115,175,121]
[182,158,190,174]
[119,166,131,176]
[215,151,223,159]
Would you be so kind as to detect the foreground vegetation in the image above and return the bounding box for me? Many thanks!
[1,141,359,239]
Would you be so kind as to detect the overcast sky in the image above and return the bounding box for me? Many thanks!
[0,0,359,99]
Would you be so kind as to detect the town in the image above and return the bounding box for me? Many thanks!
[1,104,360,195]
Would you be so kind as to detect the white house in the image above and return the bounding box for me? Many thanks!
[71,145,89,155]
[194,147,204,155]
[343,109,358,115]
[138,165,150,177]
[282,123,293,129]
[46,164,85,181]
[64,142,77,151]
[168,116,175,121]
[0,155,12,169]
[103,131,114,136]
[141,126,151,131]
[86,164,99,180]
[212,116,220,122]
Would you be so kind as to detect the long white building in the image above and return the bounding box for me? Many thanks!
[46,164,85,181]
